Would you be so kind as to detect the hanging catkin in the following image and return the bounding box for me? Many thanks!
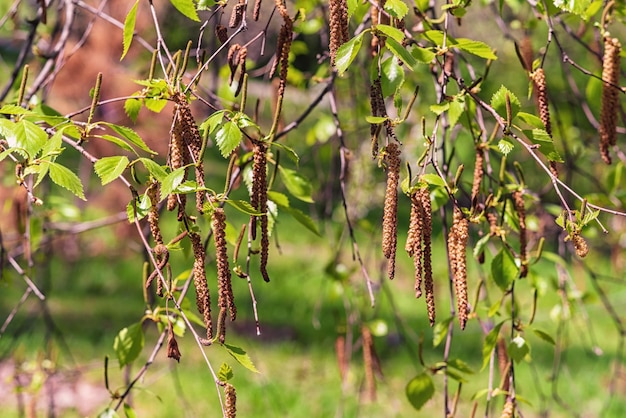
[449,206,469,330]
[189,231,212,340]
[599,36,621,165]
[213,208,236,322]
[224,383,237,418]
[251,141,270,282]
[421,188,434,324]
[382,142,401,280]
[329,0,349,64]
[361,326,376,401]
[471,145,484,204]
[512,191,528,278]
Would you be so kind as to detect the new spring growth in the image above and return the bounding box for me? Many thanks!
[85,72,103,139]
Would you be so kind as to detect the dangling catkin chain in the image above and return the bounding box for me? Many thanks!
[421,188,435,325]
[369,78,385,157]
[599,36,621,165]
[512,191,528,278]
[146,180,168,295]
[329,0,349,64]
[189,231,213,341]
[229,0,245,28]
[471,145,484,204]
[251,141,271,282]
[448,206,469,330]
[531,68,558,176]
[382,142,401,280]
[213,208,236,324]
[167,100,188,216]
[500,398,514,418]
[224,383,237,418]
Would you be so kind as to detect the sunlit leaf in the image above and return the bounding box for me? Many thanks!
[526,129,563,162]
[385,37,417,69]
[491,246,519,291]
[218,363,234,382]
[410,46,436,64]
[123,403,138,418]
[0,119,47,158]
[491,85,520,121]
[507,335,530,363]
[225,199,263,216]
[138,158,168,182]
[121,1,139,60]
[113,323,145,368]
[481,321,505,370]
[47,161,86,200]
[170,0,200,21]
[433,317,454,347]
[94,156,129,185]
[381,56,405,97]
[406,372,435,411]
[101,122,156,154]
[278,167,314,203]
[455,38,497,60]
[124,97,142,122]
[383,0,408,18]
[497,139,514,156]
[267,191,290,207]
[214,120,242,158]
[335,33,364,75]
[375,24,405,43]
[223,343,259,373]
[160,166,187,201]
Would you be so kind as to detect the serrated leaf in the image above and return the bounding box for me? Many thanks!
[101,122,156,154]
[497,139,514,156]
[282,206,321,236]
[138,158,168,182]
[532,328,556,345]
[278,167,314,203]
[433,317,453,347]
[214,120,242,158]
[121,1,139,60]
[482,321,505,370]
[124,97,142,122]
[94,156,129,185]
[144,98,168,113]
[223,343,259,373]
[225,199,262,216]
[335,33,364,75]
[491,246,519,291]
[410,46,436,64]
[383,0,409,18]
[526,129,563,162]
[385,37,417,69]
[47,162,86,200]
[0,119,48,158]
[507,335,530,363]
[218,363,234,382]
[375,24,405,43]
[515,112,544,129]
[113,323,145,368]
[491,85,520,121]
[160,166,187,201]
[405,372,435,411]
[0,104,32,115]
[554,0,591,18]
[267,190,290,207]
[126,192,151,222]
[381,57,405,97]
[455,38,497,60]
[200,110,227,135]
[97,134,136,154]
[170,0,200,21]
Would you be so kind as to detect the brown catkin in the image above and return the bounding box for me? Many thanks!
[519,35,534,72]
[190,232,212,340]
[229,2,245,28]
[167,103,187,213]
[449,206,469,330]
[252,141,270,282]
[335,335,348,381]
[361,326,376,401]
[370,0,388,55]
[512,191,528,278]
[471,146,484,204]
[167,321,182,362]
[421,188,434,323]
[599,36,621,164]
[213,208,236,322]
[253,0,262,20]
[500,399,514,418]
[329,0,342,63]
[572,233,589,258]
[224,383,237,418]
[382,142,401,280]
[146,181,163,246]
[216,25,228,44]
[532,68,552,136]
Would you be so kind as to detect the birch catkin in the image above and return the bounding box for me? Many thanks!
[213,208,236,322]
[512,191,528,278]
[382,142,401,280]
[599,36,621,165]
[449,206,469,329]
[421,188,434,324]
[189,232,212,340]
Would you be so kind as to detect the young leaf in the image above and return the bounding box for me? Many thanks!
[144,98,168,113]
[214,120,242,158]
[121,1,139,60]
[94,156,130,185]
[218,363,234,382]
[278,167,314,203]
[96,135,136,154]
[124,97,142,122]
[526,129,564,162]
[497,139,514,156]
[160,166,187,201]
[170,0,200,22]
[507,335,530,363]
[225,199,263,216]
[405,372,435,411]
[47,161,86,200]
[375,24,405,43]
[383,0,409,19]
[381,57,405,97]
[335,33,364,75]
[101,122,156,154]
[0,119,48,158]
[433,317,454,347]
[137,158,168,182]
[126,193,151,223]
[410,46,436,64]
[481,321,505,370]
[281,206,321,236]
[385,37,417,69]
[491,86,520,121]
[491,246,519,291]
[223,343,260,373]
[455,38,497,60]
[113,323,145,368]
[365,115,389,124]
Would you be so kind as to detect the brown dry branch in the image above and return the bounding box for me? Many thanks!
[189,231,213,340]
[449,206,469,329]
[361,325,376,401]
[599,36,621,164]
[213,208,236,322]
[512,191,528,278]
[382,142,401,280]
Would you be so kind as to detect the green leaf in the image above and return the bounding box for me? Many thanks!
[375,24,405,43]
[481,321,505,370]
[554,0,591,18]
[455,38,497,60]
[98,408,120,418]
[0,104,32,115]
[197,0,217,10]
[267,190,290,207]
[121,1,139,60]
[222,343,259,373]
[225,199,262,216]
[123,403,138,418]
[214,120,242,158]
[433,317,454,347]
[497,139,514,155]
[97,134,136,154]
[365,115,389,124]
[47,162,86,200]
[218,363,234,382]
[405,372,435,411]
[281,206,321,236]
[381,57,405,97]
[126,193,151,223]
[410,46,436,64]
[170,0,200,21]
[383,0,409,18]
[515,112,544,129]
[532,328,556,345]
[385,37,417,69]
[271,142,299,165]
[138,158,168,182]
[278,167,314,203]
[367,319,389,337]
[447,358,475,374]
[335,33,364,75]
[200,110,227,135]
[101,122,156,154]
[113,323,145,368]
[491,246,519,291]
[491,85,520,121]
[430,101,449,115]
[144,98,168,113]
[0,119,48,158]
[526,129,563,162]
[160,166,187,201]
[124,97,142,122]
[94,156,129,185]
[507,335,530,363]
[420,173,447,188]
